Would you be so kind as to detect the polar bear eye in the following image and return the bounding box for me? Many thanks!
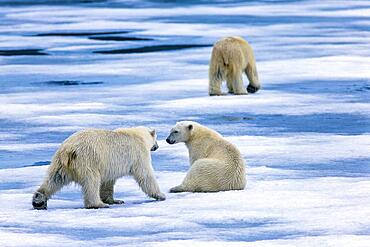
[173,130,179,134]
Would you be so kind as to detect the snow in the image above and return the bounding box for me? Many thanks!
[0,0,370,246]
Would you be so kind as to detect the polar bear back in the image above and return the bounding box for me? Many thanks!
[186,123,245,169]
[212,36,254,72]
[57,128,150,181]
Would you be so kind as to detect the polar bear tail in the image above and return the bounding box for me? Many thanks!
[32,149,73,210]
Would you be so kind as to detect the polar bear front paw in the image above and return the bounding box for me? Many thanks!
[234,92,247,95]
[103,198,125,205]
[169,185,185,193]
[153,193,166,201]
[86,202,109,209]
[209,93,226,96]
[112,199,125,204]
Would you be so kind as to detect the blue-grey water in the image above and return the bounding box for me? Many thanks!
[1,1,370,246]
[0,0,369,177]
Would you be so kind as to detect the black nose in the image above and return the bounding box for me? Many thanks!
[166,138,175,144]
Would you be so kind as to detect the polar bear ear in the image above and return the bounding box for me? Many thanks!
[188,124,193,131]
[149,128,156,137]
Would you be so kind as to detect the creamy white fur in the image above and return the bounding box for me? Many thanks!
[32,126,165,209]
[209,36,260,95]
[166,121,246,192]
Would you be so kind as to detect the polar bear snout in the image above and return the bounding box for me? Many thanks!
[151,142,159,151]
[166,136,176,144]
[32,192,47,210]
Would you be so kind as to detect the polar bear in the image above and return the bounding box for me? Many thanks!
[209,36,260,96]
[166,121,246,192]
[32,126,165,210]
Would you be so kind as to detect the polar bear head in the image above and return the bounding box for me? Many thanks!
[147,127,159,151]
[166,121,195,144]
[133,126,158,151]
[146,128,159,151]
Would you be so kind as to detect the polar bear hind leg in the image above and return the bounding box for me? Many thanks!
[227,73,246,95]
[209,69,224,96]
[226,79,234,94]
[100,180,124,205]
[245,63,260,93]
[170,159,225,193]
[225,52,246,95]
[33,174,69,210]
[209,47,226,96]
[80,170,109,209]
[32,154,72,210]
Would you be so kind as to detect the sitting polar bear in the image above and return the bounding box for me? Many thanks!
[166,121,246,192]
[32,126,165,210]
[209,36,260,96]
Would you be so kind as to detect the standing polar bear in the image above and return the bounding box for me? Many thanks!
[166,121,246,192]
[32,126,165,210]
[209,36,260,96]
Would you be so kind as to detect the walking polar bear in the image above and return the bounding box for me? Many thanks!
[166,121,246,192]
[32,126,165,210]
[209,36,260,96]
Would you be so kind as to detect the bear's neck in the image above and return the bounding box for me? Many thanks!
[185,140,201,165]
[185,131,217,165]
[186,127,220,144]
[185,130,204,147]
